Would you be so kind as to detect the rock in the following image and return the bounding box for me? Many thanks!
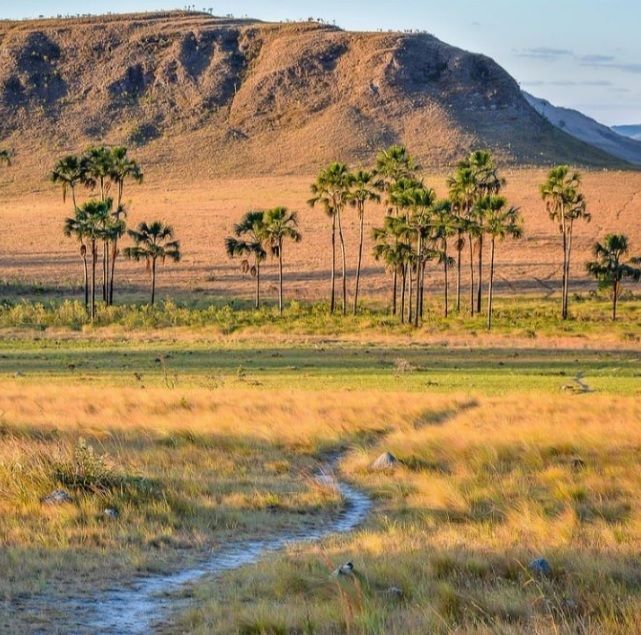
[103,508,119,519]
[371,452,398,471]
[42,489,73,505]
[332,561,354,577]
[14,372,24,378]
[529,557,551,576]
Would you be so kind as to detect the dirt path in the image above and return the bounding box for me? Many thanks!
[47,463,372,634]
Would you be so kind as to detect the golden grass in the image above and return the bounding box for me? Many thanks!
[170,392,641,633]
[2,170,641,304]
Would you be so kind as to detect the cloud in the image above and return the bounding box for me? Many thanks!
[579,54,615,63]
[515,47,573,60]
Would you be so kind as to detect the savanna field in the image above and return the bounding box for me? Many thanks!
[1,11,641,631]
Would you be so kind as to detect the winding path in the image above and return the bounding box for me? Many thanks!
[66,464,372,634]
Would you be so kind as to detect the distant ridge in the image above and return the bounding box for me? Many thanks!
[612,125,641,141]
[523,92,641,167]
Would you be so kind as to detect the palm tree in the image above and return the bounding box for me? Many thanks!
[586,234,641,321]
[261,207,301,314]
[481,196,523,330]
[308,163,351,314]
[124,221,181,306]
[225,210,267,309]
[82,146,116,301]
[468,150,504,313]
[540,166,590,319]
[372,215,412,321]
[65,200,113,319]
[348,170,380,314]
[108,147,142,304]
[447,165,475,312]
[432,199,458,317]
[63,212,91,310]
[375,146,420,315]
[52,155,83,209]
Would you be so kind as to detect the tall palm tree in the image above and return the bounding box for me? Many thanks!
[124,221,181,306]
[83,146,116,302]
[432,199,458,317]
[261,207,302,314]
[586,234,641,321]
[481,196,523,330]
[447,167,474,313]
[108,147,142,304]
[372,215,412,321]
[375,146,420,315]
[468,150,504,313]
[225,210,267,309]
[348,170,380,314]
[540,166,590,319]
[63,212,91,310]
[52,155,83,209]
[308,163,351,314]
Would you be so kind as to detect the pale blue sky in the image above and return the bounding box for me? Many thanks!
[2,1,640,124]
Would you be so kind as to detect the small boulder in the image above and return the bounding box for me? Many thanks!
[103,508,119,519]
[371,452,398,471]
[332,561,354,577]
[529,557,551,576]
[42,489,73,505]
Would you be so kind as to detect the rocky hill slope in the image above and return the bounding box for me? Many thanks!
[0,11,627,186]
[524,92,641,166]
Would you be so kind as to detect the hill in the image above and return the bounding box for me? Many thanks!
[524,92,641,166]
[612,125,641,141]
[0,10,628,189]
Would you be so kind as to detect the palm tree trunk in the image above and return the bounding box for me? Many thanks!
[109,240,118,305]
[71,186,77,210]
[278,242,284,315]
[91,240,97,321]
[414,236,422,328]
[82,251,89,310]
[408,265,413,325]
[564,221,574,320]
[150,258,157,306]
[391,269,397,315]
[330,214,336,313]
[456,230,462,312]
[102,241,109,303]
[560,204,568,320]
[612,279,618,321]
[353,207,364,315]
[255,261,260,310]
[468,235,475,316]
[476,234,483,313]
[487,238,496,330]
[400,268,406,324]
[420,262,427,319]
[444,239,449,318]
[336,209,347,316]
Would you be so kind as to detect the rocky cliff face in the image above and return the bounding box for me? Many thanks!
[0,11,625,183]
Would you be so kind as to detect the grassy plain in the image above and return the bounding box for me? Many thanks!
[0,305,640,632]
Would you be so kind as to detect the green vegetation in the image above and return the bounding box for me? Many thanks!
[587,234,641,321]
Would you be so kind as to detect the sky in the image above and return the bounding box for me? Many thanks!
[2,1,640,125]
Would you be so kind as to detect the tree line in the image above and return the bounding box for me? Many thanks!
[51,146,180,316]
[0,143,639,324]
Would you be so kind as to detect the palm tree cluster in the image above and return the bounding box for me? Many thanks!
[372,147,523,328]
[56,146,180,312]
[225,207,301,314]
